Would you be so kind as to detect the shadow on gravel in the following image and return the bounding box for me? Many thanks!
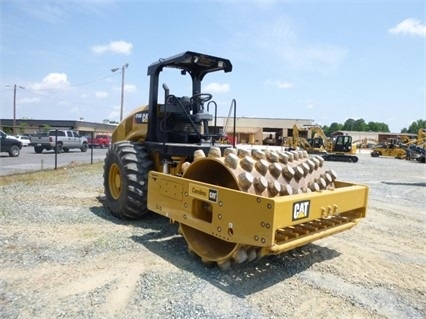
[90,195,341,297]
[89,196,176,227]
[89,196,160,227]
[381,181,426,187]
[130,223,341,297]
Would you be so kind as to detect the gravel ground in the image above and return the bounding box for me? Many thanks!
[0,151,425,319]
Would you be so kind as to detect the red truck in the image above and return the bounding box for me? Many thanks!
[87,134,111,148]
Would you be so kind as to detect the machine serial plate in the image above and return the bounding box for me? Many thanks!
[160,179,183,201]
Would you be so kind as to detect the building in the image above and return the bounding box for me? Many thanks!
[0,119,117,137]
[1,117,316,145]
[213,117,315,145]
[3,117,414,147]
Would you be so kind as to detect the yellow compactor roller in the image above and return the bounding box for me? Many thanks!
[103,51,368,269]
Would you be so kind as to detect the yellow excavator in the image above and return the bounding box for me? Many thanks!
[103,51,368,269]
[293,125,358,163]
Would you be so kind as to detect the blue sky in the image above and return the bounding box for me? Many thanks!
[1,0,425,132]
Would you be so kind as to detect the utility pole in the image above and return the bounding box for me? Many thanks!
[5,84,25,134]
[111,63,129,122]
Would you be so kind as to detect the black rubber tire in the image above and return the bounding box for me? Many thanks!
[371,151,379,157]
[63,147,70,153]
[56,143,63,153]
[34,146,43,154]
[8,145,20,157]
[103,141,152,219]
[81,143,88,152]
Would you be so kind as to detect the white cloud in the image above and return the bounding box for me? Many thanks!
[69,107,80,115]
[91,40,133,55]
[113,84,137,93]
[20,3,66,23]
[19,97,40,104]
[298,99,315,110]
[305,102,314,110]
[203,82,230,93]
[236,18,347,73]
[95,91,108,98]
[108,106,121,121]
[58,100,71,106]
[280,45,347,73]
[30,73,70,91]
[265,80,295,89]
[20,2,112,24]
[124,84,136,93]
[389,18,426,37]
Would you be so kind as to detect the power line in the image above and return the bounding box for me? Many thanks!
[1,72,121,94]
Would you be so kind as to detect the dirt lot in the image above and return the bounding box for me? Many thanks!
[0,152,425,319]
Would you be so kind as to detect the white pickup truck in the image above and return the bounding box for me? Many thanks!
[30,130,88,153]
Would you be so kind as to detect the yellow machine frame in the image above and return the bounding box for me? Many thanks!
[147,162,368,261]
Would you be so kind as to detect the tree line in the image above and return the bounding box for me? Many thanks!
[321,118,425,137]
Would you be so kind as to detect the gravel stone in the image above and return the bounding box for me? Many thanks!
[0,152,425,318]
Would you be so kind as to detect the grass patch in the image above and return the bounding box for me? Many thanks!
[0,161,104,186]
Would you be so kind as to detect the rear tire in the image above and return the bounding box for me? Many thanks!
[81,143,88,152]
[103,141,152,219]
[56,143,63,153]
[34,146,43,154]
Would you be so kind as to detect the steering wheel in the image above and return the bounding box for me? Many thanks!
[190,93,212,103]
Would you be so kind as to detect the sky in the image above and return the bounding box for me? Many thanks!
[1,0,425,133]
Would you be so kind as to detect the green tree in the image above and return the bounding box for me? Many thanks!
[322,122,343,136]
[325,119,390,133]
[353,119,367,131]
[42,124,51,133]
[367,121,378,131]
[321,125,330,136]
[366,121,389,132]
[376,122,390,132]
[342,118,356,131]
[402,119,426,134]
[18,122,29,134]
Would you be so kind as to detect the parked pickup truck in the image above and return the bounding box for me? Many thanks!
[30,130,88,153]
[0,130,22,157]
[87,134,111,148]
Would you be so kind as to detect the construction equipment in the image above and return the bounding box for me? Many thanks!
[103,51,368,269]
[289,125,319,151]
[401,129,425,162]
[352,138,378,149]
[292,125,358,162]
[371,130,426,160]
[370,138,407,159]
